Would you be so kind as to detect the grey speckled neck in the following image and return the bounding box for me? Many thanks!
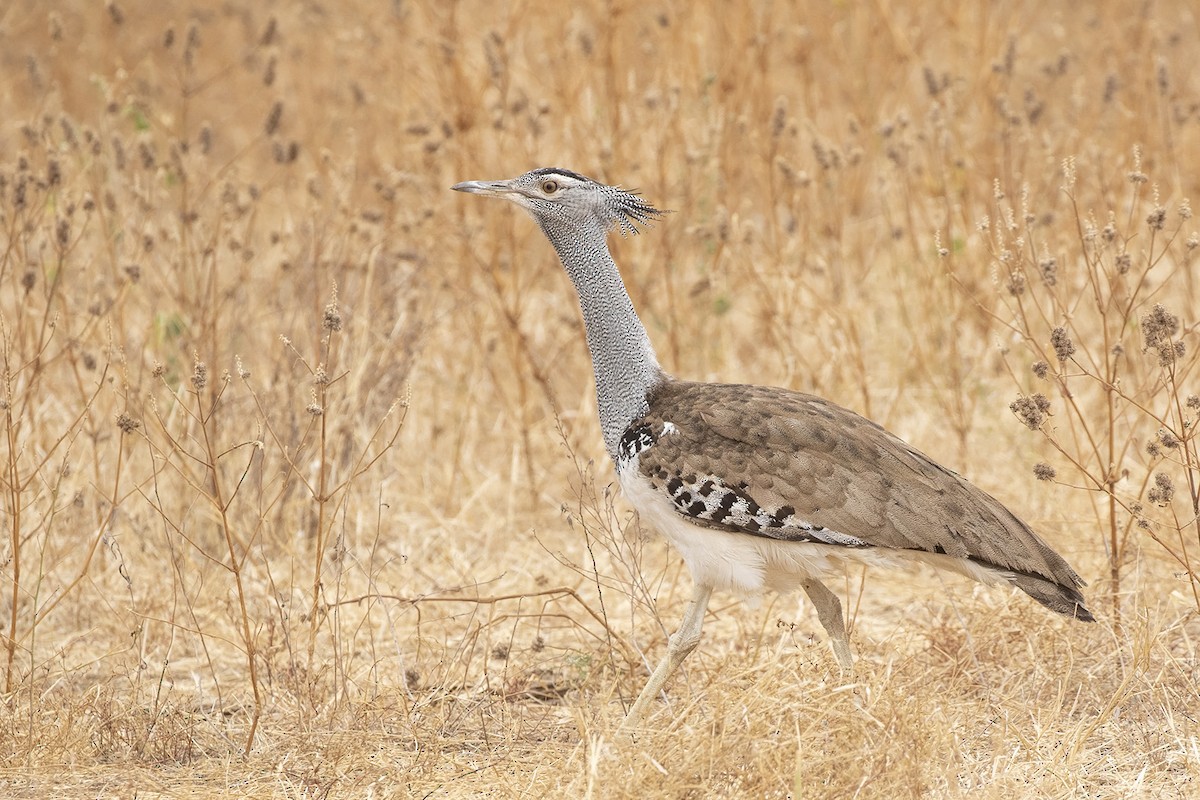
[538,216,664,460]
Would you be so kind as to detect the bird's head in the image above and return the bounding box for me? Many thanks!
[452,168,664,236]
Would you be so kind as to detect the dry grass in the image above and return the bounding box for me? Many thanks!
[1,0,1199,797]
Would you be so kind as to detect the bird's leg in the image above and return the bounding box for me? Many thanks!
[800,577,854,672]
[620,583,713,730]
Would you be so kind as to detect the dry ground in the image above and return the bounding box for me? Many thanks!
[1,1,1199,797]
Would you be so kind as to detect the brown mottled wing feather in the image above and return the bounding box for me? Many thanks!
[635,379,1087,597]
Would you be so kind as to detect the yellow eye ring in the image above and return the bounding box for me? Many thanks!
[541,180,558,194]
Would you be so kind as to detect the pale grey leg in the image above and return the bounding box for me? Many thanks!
[620,584,713,730]
[801,577,854,671]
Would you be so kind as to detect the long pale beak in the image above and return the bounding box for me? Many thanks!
[451,180,513,196]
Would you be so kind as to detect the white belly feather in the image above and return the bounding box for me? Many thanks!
[617,463,1009,600]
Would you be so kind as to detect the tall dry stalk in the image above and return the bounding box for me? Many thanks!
[969,150,1199,620]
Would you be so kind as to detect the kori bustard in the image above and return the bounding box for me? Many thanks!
[452,168,1092,729]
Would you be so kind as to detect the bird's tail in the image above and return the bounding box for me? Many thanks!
[1010,572,1095,622]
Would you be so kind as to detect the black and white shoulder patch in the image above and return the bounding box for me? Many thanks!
[617,420,679,465]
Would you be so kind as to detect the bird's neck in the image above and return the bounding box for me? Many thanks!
[540,219,664,460]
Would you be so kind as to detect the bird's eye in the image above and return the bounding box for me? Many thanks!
[541,180,558,194]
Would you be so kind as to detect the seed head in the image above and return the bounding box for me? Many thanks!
[1157,428,1180,450]
[323,302,343,332]
[1103,74,1119,102]
[260,16,278,46]
[264,101,283,136]
[1032,360,1049,379]
[1142,304,1179,344]
[116,413,141,434]
[59,116,78,149]
[1010,393,1051,430]
[1004,269,1026,296]
[1142,303,1181,366]
[191,359,208,390]
[1146,206,1167,231]
[1033,462,1056,481]
[1050,326,1076,362]
[186,22,200,49]
[1147,471,1174,506]
[770,97,787,138]
[1186,394,1200,411]
[1038,256,1057,286]
[306,402,323,417]
[812,139,840,171]
[139,140,156,170]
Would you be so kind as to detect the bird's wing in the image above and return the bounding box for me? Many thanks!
[631,379,1085,591]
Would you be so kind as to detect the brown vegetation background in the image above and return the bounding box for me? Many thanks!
[1,1,1198,797]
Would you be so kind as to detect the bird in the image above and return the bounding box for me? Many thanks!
[451,167,1093,729]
